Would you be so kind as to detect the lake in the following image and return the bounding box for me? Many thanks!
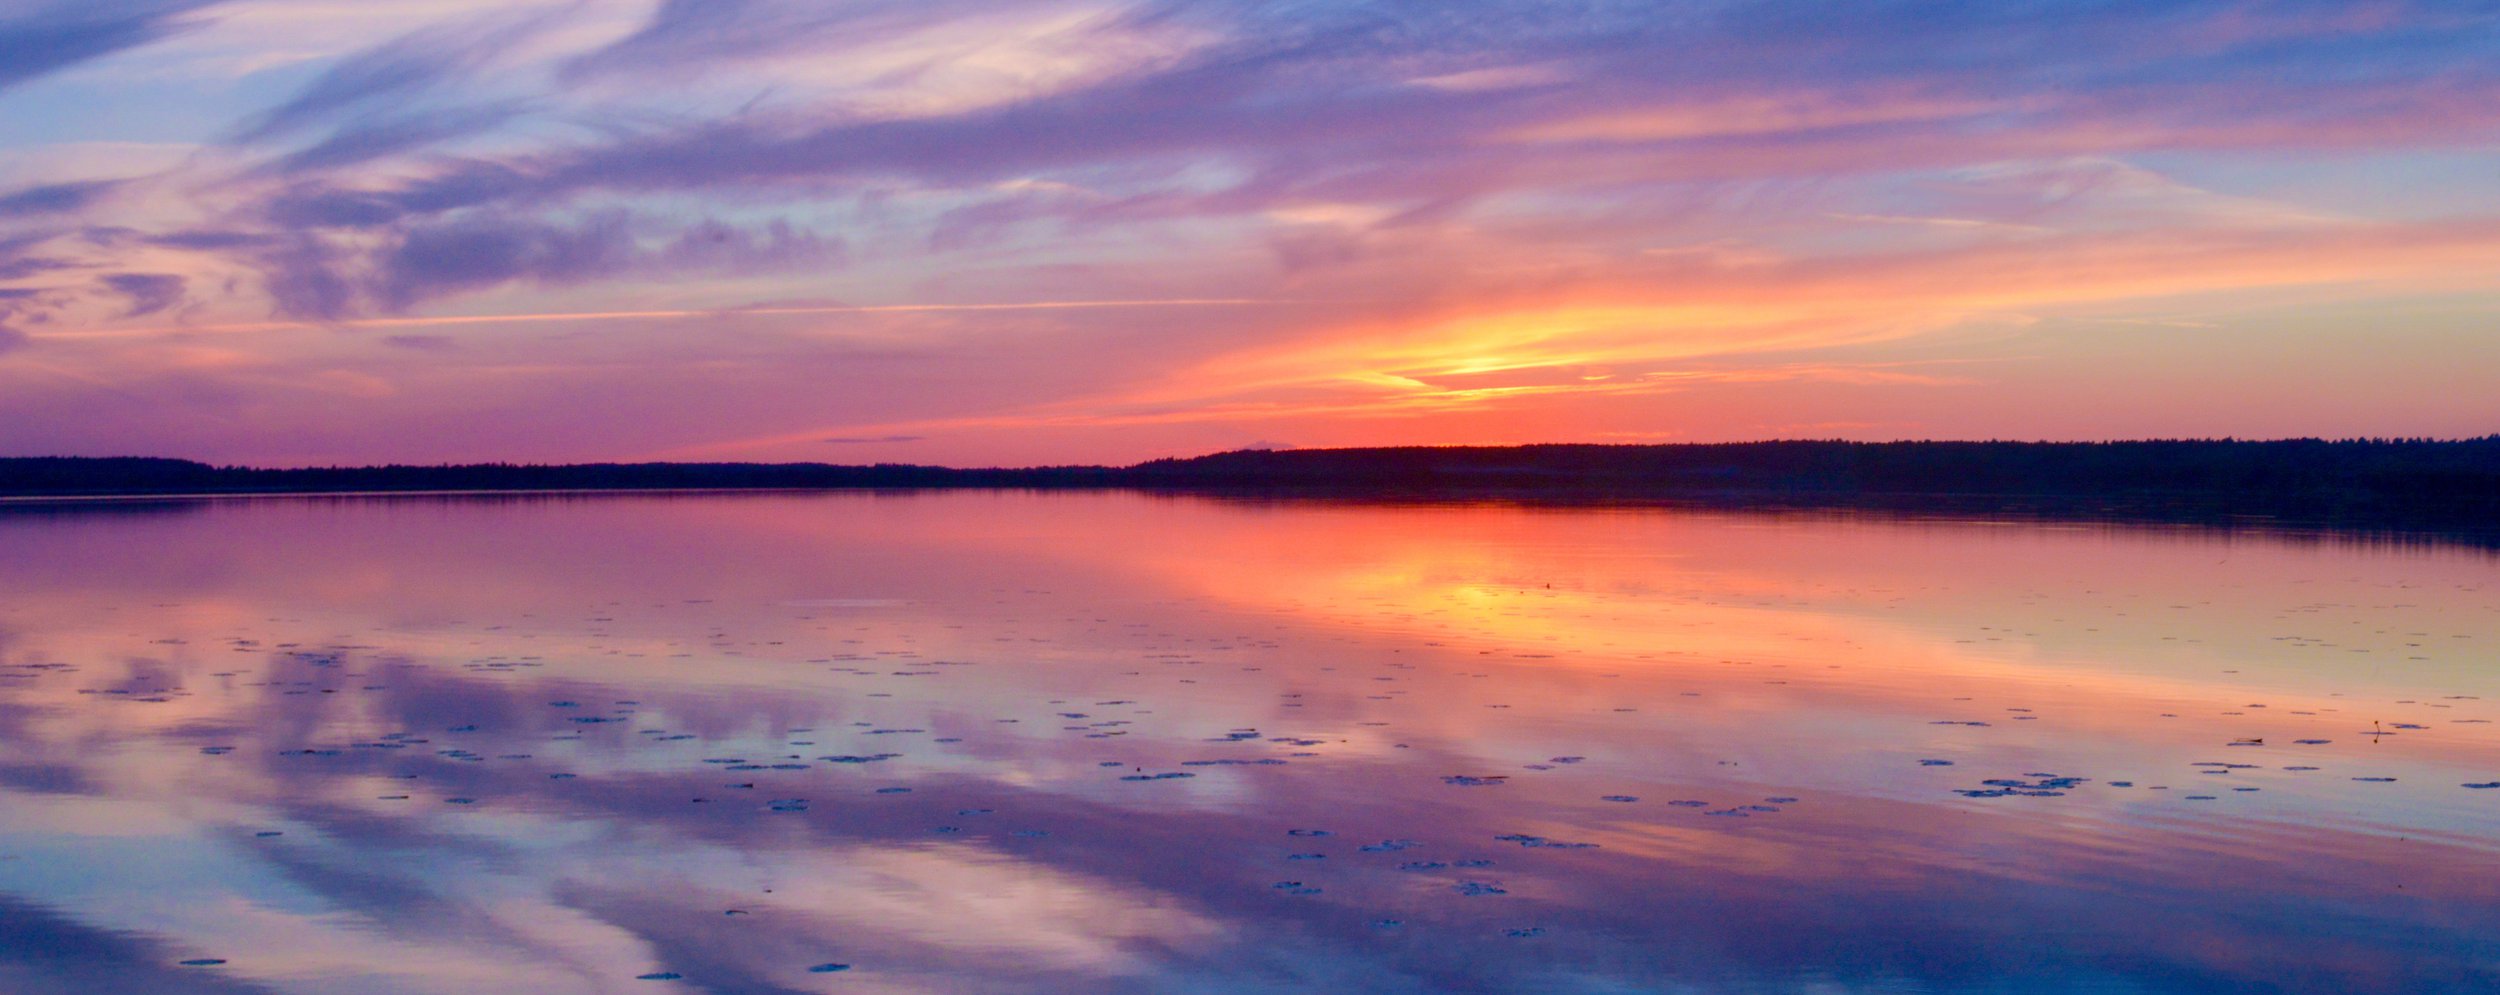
[1,491,2494,993]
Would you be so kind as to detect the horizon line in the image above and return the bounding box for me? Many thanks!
[9,435,2498,473]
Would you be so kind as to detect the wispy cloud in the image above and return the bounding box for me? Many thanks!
[0,179,121,218]
[34,297,1306,340]
[98,272,182,317]
[3,0,2497,461]
[230,7,563,144]
[0,0,222,93]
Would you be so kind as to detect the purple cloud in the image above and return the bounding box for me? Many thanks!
[0,180,120,218]
[359,211,843,314]
[267,104,525,175]
[376,211,638,310]
[233,9,557,144]
[659,218,842,273]
[0,233,75,281]
[6,0,2498,465]
[0,0,221,94]
[255,235,355,321]
[98,272,182,317]
[225,0,2500,258]
[559,0,1014,83]
[147,229,275,251]
[0,282,54,351]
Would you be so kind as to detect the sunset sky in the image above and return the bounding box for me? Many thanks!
[3,0,2496,466]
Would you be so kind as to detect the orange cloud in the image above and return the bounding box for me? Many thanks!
[665,213,2500,458]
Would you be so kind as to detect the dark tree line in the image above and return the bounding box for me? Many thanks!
[1130,438,2500,498]
[5,439,2498,528]
[0,457,1113,494]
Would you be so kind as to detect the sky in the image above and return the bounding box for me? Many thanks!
[0,0,2496,467]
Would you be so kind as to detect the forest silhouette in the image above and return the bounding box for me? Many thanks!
[6,439,2497,533]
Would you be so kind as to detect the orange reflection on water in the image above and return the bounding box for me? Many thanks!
[0,492,2495,993]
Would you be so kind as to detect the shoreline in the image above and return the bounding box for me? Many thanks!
[5,440,2493,542]
[7,481,2494,550]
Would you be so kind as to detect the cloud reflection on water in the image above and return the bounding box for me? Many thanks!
[1,492,2495,992]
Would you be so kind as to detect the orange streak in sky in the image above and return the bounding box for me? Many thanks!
[665,217,2500,458]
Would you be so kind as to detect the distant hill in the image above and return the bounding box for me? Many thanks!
[5,439,2498,530]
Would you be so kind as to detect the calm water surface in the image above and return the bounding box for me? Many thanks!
[1,492,2495,994]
